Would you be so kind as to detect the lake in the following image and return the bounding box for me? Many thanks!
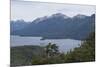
[10,35,82,53]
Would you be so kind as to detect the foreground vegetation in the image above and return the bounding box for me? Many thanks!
[11,32,95,66]
[11,45,45,66]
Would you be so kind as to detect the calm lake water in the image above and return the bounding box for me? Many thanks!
[10,36,82,53]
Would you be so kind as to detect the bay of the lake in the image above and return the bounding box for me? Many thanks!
[10,35,82,53]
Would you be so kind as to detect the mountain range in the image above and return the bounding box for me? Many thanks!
[10,13,95,40]
[10,20,30,32]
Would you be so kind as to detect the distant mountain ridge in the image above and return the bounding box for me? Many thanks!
[11,13,95,40]
[10,20,30,32]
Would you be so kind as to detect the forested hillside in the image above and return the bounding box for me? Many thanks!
[11,46,45,66]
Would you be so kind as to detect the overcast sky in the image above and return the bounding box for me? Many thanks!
[11,0,96,21]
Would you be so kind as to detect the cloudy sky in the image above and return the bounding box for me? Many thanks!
[11,0,96,21]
